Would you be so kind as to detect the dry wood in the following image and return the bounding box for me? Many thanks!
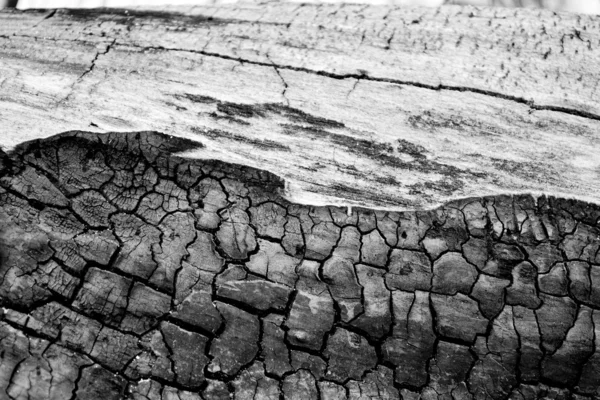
[2,4,600,400]
[1,4,600,209]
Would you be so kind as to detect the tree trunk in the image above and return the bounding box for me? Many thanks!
[1,4,600,399]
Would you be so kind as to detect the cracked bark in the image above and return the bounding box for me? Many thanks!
[1,131,599,398]
[2,3,600,400]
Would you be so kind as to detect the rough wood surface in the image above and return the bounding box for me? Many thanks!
[2,131,600,400]
[1,4,600,209]
[2,4,600,400]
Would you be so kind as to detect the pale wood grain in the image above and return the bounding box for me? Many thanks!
[1,4,599,210]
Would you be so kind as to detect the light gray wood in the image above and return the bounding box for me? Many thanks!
[1,4,599,210]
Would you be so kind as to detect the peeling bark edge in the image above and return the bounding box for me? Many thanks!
[0,129,597,216]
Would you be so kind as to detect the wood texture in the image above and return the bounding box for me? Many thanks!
[2,5,600,399]
[1,4,600,209]
[2,131,600,399]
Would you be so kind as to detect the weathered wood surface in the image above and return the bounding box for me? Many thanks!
[2,4,600,400]
[1,4,600,209]
[2,131,600,400]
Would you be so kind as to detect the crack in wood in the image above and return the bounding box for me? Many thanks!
[1,131,600,399]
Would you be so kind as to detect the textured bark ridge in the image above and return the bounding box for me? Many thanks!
[1,130,600,399]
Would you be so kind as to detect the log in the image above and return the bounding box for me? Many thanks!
[1,4,600,399]
[2,4,600,209]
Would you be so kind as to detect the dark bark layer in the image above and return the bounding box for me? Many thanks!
[1,131,600,399]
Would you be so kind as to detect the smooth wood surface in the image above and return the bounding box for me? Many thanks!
[1,4,600,210]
